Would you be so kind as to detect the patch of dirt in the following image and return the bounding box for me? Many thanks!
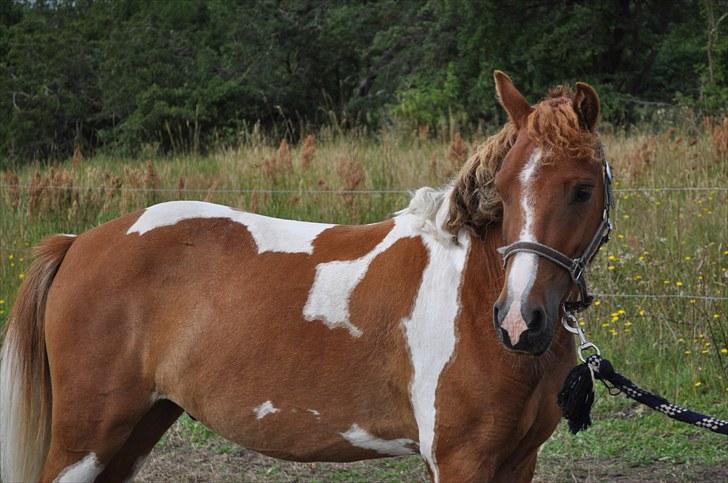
[534,456,728,483]
[138,433,728,482]
[137,431,427,482]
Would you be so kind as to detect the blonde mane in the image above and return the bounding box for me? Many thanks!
[446,87,600,238]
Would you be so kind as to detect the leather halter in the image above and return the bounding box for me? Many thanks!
[497,157,613,313]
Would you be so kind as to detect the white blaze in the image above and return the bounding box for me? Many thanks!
[127,201,333,254]
[502,149,542,345]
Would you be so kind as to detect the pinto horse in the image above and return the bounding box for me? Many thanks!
[1,72,608,483]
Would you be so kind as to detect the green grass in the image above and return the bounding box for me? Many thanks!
[1,127,727,480]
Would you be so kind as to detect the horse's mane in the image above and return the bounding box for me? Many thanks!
[445,86,600,238]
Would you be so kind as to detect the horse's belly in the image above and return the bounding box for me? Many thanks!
[170,383,420,462]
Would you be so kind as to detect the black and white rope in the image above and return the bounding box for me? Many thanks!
[559,354,728,436]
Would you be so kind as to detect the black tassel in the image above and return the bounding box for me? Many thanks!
[558,362,595,434]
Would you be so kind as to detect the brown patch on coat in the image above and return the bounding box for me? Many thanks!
[313,220,393,261]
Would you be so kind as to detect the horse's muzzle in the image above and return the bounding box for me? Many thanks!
[493,300,554,355]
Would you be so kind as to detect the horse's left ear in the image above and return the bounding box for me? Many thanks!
[573,82,600,132]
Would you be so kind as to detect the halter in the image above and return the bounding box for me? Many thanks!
[497,157,613,313]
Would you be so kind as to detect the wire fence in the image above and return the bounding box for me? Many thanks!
[1,183,725,304]
[0,183,727,195]
[0,240,724,302]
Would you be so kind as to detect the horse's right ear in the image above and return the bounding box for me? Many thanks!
[494,70,532,128]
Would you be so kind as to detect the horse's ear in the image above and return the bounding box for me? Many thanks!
[494,70,532,128]
[573,82,600,132]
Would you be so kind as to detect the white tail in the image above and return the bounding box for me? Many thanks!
[0,234,75,483]
[0,337,51,482]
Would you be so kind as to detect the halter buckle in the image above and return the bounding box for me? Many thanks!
[570,259,585,282]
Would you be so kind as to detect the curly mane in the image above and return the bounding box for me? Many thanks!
[446,87,600,238]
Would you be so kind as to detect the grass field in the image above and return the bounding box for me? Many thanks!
[1,123,727,481]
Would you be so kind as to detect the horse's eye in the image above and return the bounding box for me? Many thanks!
[572,185,593,203]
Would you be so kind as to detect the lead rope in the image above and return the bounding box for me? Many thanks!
[557,310,728,435]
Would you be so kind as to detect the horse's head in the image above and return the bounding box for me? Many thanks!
[489,71,609,355]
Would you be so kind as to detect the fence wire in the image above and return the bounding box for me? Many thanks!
[0,183,727,195]
[1,182,725,304]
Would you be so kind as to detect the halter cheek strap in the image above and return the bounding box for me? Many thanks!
[497,158,613,313]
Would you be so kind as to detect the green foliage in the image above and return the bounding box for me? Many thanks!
[0,0,727,163]
[390,64,465,131]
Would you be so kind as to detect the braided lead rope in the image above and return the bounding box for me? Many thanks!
[586,354,728,435]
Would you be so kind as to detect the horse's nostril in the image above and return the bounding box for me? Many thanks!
[493,301,505,327]
[525,306,545,334]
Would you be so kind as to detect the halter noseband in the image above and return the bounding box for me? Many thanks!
[496,158,613,313]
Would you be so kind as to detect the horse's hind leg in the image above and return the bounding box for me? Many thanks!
[38,337,161,482]
[96,399,183,482]
[38,380,159,483]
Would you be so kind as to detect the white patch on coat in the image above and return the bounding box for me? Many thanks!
[303,216,416,337]
[127,201,333,254]
[307,409,321,418]
[53,453,104,483]
[253,400,280,420]
[339,424,417,456]
[400,211,470,483]
[502,149,541,345]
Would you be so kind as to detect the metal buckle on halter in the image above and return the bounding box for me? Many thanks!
[570,259,585,282]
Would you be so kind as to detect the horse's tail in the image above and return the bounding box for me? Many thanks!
[0,234,76,483]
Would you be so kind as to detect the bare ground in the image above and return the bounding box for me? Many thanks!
[137,429,728,483]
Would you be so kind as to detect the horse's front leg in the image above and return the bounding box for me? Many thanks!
[434,443,538,483]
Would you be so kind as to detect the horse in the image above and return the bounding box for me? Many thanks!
[0,71,609,483]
